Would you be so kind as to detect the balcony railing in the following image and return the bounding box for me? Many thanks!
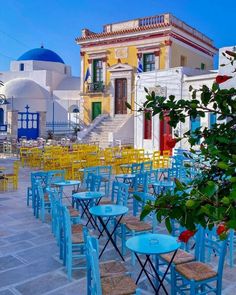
[87,82,105,93]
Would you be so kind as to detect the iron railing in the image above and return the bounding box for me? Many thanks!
[87,82,105,93]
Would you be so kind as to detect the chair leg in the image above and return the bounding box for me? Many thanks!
[190,280,196,295]
[170,265,176,295]
[121,224,126,256]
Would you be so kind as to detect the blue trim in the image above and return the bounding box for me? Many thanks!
[18,48,64,64]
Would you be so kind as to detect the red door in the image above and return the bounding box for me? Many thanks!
[159,114,173,154]
[115,78,127,114]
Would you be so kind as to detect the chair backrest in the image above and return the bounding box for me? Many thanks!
[62,206,72,247]
[200,227,228,283]
[86,236,102,295]
[142,161,153,172]
[86,173,102,192]
[47,170,65,187]
[111,181,129,206]
[131,163,143,174]
[83,167,99,186]
[97,165,112,179]
[133,172,148,194]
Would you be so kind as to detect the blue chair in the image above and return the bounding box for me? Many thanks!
[27,171,48,213]
[131,163,143,174]
[73,173,102,209]
[86,235,141,295]
[82,167,99,186]
[142,161,153,172]
[47,170,65,187]
[84,232,129,295]
[132,172,155,216]
[35,180,51,222]
[97,165,112,195]
[62,206,86,280]
[171,228,228,295]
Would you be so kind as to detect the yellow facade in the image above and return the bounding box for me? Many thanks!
[77,13,216,124]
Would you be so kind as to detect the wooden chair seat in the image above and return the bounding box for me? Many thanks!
[99,198,114,205]
[125,220,152,232]
[100,260,127,277]
[71,224,83,234]
[44,193,50,202]
[161,249,195,265]
[67,206,80,217]
[120,216,140,224]
[102,275,137,295]
[176,261,217,281]
[72,233,84,244]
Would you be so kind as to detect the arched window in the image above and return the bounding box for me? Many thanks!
[0,108,4,125]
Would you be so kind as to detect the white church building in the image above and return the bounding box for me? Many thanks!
[134,45,235,152]
[0,47,81,139]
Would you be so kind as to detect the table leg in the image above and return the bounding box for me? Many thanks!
[135,254,158,292]
[98,215,125,261]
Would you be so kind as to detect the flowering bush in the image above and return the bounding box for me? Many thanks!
[128,51,236,238]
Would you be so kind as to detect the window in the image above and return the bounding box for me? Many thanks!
[93,59,103,82]
[64,66,67,74]
[209,112,216,128]
[144,111,152,139]
[143,53,155,72]
[190,115,200,132]
[180,55,187,67]
[201,63,205,70]
[19,63,24,71]
[190,115,200,144]
[0,108,4,125]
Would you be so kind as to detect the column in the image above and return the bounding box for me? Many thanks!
[164,40,172,69]
[154,50,160,70]
[38,111,47,138]
[80,51,85,92]
[7,110,18,138]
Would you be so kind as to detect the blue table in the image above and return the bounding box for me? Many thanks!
[89,204,128,260]
[73,191,105,229]
[54,180,81,202]
[126,233,180,294]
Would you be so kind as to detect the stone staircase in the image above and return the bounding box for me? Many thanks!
[83,115,132,148]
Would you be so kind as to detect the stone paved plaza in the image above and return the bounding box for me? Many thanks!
[0,157,235,295]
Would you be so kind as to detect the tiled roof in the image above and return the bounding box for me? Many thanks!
[76,23,170,42]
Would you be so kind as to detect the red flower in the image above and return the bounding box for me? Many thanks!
[178,230,196,243]
[167,138,177,148]
[217,224,227,236]
[215,75,232,84]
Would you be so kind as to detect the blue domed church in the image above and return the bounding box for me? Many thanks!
[0,47,81,139]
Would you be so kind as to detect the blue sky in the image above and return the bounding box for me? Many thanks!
[0,0,236,76]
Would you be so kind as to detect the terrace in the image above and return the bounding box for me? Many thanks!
[0,143,235,295]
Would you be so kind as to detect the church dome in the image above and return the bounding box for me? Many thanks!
[3,78,48,100]
[17,47,65,64]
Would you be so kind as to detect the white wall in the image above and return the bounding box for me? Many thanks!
[134,67,218,151]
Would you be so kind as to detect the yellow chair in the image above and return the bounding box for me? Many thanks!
[71,162,83,180]
[20,147,30,167]
[4,162,20,190]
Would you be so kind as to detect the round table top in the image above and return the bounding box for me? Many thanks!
[126,233,180,255]
[73,191,105,200]
[89,204,128,217]
[115,173,135,179]
[54,180,81,187]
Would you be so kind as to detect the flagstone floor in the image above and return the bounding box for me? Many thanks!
[0,157,235,295]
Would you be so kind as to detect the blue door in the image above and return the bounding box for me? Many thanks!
[18,105,39,139]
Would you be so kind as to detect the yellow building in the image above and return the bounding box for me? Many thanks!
[76,13,217,124]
